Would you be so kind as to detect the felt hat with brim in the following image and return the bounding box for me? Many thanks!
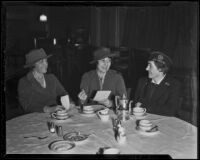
[24,48,52,68]
[90,47,119,64]
[148,51,173,68]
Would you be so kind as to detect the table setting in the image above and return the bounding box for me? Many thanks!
[6,94,197,158]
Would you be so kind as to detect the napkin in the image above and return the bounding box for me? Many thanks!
[61,95,70,110]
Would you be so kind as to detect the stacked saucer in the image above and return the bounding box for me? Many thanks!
[136,119,159,136]
[138,119,153,131]
[83,105,94,114]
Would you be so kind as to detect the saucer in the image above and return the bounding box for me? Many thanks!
[49,140,75,152]
[83,110,95,114]
[80,109,96,117]
[56,111,68,116]
[80,113,96,117]
[133,113,147,119]
[63,131,88,142]
[104,148,120,154]
[136,126,159,136]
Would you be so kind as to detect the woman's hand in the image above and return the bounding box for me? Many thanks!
[78,89,87,104]
[98,99,112,108]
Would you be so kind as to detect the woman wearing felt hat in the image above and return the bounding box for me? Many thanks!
[78,47,127,108]
[134,51,181,116]
[18,48,74,113]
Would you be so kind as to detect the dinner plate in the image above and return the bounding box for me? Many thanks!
[83,110,95,114]
[49,140,75,152]
[80,110,96,116]
[63,131,88,142]
[135,126,160,136]
[51,113,70,120]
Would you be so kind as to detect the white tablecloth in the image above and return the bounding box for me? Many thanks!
[6,107,197,158]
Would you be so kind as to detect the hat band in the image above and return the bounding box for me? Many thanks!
[151,58,166,65]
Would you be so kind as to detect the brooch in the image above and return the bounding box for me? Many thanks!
[158,55,163,61]
[165,82,170,86]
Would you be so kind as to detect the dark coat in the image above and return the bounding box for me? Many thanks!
[134,75,181,116]
[18,72,67,113]
[80,69,127,102]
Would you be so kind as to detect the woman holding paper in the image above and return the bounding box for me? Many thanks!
[78,47,127,108]
[18,48,73,113]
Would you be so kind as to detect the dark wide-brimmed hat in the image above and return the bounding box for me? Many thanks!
[90,47,118,64]
[148,51,173,68]
[24,48,52,68]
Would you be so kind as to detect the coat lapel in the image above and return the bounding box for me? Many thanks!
[27,71,47,93]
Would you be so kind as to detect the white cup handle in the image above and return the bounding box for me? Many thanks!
[97,111,101,118]
[51,112,56,118]
[143,108,146,113]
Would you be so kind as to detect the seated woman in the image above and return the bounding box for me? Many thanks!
[78,47,127,108]
[134,51,181,116]
[18,48,74,113]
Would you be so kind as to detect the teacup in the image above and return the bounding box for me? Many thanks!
[103,148,120,154]
[139,119,153,131]
[83,105,94,114]
[132,107,146,116]
[51,109,69,119]
[98,110,110,122]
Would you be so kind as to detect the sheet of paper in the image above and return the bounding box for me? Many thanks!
[61,95,70,110]
[93,90,111,102]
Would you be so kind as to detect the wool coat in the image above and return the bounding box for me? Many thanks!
[18,72,67,113]
[134,75,181,116]
[80,69,127,103]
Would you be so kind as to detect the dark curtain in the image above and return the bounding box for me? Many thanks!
[122,3,197,69]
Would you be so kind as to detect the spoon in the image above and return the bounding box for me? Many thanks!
[24,136,48,139]
[96,146,111,154]
[146,125,158,132]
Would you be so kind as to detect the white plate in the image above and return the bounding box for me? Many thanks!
[133,113,147,120]
[49,140,75,152]
[81,113,96,117]
[135,126,160,136]
[81,110,96,116]
[86,104,105,111]
[83,110,95,114]
[63,132,88,142]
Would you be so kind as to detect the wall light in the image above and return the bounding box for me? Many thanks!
[39,14,47,22]
[53,38,56,45]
